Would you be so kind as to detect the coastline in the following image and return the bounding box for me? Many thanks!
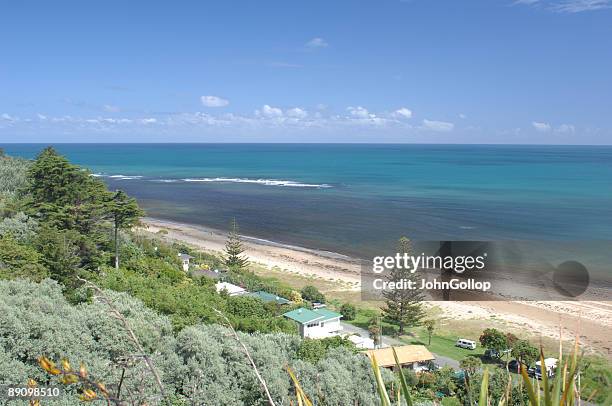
[140,217,612,357]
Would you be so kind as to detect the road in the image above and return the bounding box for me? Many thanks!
[340,322,459,369]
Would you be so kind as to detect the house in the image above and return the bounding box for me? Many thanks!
[282,308,343,339]
[363,345,435,371]
[347,334,376,349]
[247,291,290,305]
[178,253,194,272]
[215,282,247,296]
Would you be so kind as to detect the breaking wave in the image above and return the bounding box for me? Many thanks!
[180,177,332,188]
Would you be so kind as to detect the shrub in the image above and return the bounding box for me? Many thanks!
[340,303,356,320]
[300,285,325,303]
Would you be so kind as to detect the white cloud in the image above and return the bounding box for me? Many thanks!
[532,121,552,132]
[200,95,229,107]
[305,37,328,48]
[422,119,454,132]
[458,113,467,119]
[140,118,157,124]
[37,113,47,120]
[555,123,576,133]
[103,104,120,113]
[256,104,284,118]
[347,106,373,119]
[1,113,15,121]
[514,0,611,12]
[552,0,611,12]
[392,107,413,119]
[286,107,308,118]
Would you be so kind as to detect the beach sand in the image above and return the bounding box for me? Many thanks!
[140,217,612,358]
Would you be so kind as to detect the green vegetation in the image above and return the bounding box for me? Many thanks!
[381,237,425,335]
[340,302,356,321]
[0,149,609,405]
[224,217,249,270]
[300,284,326,303]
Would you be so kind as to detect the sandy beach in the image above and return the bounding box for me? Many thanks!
[141,217,612,357]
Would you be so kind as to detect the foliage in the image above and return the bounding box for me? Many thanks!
[459,355,482,376]
[0,211,39,243]
[479,328,510,356]
[0,235,47,281]
[109,190,144,269]
[381,237,425,335]
[511,339,539,366]
[339,302,356,320]
[223,218,248,270]
[1,279,387,405]
[300,285,325,303]
[423,319,435,346]
[297,336,356,364]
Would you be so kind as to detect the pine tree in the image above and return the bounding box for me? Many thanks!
[224,218,248,270]
[381,236,426,335]
[109,190,143,269]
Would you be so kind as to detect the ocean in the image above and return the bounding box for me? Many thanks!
[3,143,612,258]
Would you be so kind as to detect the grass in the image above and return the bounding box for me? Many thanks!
[400,326,486,360]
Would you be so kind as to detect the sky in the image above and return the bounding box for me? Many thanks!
[1,0,611,144]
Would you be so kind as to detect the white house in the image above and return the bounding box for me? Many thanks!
[215,282,247,296]
[178,253,194,272]
[282,308,343,339]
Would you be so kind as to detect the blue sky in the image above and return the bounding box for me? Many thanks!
[1,0,611,144]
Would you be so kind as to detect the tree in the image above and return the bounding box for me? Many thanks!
[479,328,509,357]
[109,190,143,269]
[300,285,325,303]
[381,237,425,335]
[35,226,82,288]
[511,339,539,366]
[340,303,356,321]
[223,218,248,270]
[368,317,382,348]
[0,235,47,281]
[459,356,482,376]
[423,319,436,345]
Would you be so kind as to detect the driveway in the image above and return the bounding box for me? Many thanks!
[340,322,459,369]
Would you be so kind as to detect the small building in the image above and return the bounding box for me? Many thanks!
[283,308,343,339]
[363,345,435,371]
[178,253,194,272]
[347,334,376,349]
[215,282,247,296]
[247,291,290,305]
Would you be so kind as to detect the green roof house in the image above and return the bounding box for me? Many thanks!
[283,307,343,339]
[247,291,290,305]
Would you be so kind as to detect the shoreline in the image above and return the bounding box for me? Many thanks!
[140,217,612,357]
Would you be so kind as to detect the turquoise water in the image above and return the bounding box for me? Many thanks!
[3,144,612,257]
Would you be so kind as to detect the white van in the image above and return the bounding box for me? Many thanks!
[455,339,477,350]
[535,358,558,379]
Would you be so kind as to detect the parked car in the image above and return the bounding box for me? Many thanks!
[507,359,524,374]
[455,339,477,350]
[484,348,511,359]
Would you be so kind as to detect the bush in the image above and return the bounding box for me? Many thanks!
[300,285,325,303]
[340,303,356,320]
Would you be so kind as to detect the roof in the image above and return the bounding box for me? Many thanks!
[247,291,290,304]
[192,269,222,279]
[215,282,246,295]
[283,307,342,324]
[178,253,194,260]
[364,345,435,368]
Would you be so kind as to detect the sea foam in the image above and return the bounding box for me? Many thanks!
[180,177,332,188]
